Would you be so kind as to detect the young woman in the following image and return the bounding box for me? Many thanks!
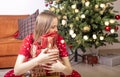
[5,11,81,77]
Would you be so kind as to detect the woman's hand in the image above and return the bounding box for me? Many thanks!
[42,60,65,73]
[36,48,59,64]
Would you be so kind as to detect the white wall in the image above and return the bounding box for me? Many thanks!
[0,0,120,49]
[0,0,47,15]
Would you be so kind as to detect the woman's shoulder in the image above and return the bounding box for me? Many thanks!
[23,33,34,44]
[57,33,66,44]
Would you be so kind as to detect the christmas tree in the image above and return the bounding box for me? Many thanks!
[45,0,120,52]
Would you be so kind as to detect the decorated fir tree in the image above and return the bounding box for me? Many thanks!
[45,0,120,52]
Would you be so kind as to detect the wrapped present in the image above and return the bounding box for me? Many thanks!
[30,31,60,77]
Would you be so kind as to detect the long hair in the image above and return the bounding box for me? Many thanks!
[34,11,58,41]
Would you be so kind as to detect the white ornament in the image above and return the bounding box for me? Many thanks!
[110,29,115,33]
[83,35,88,40]
[100,36,104,40]
[109,19,115,24]
[60,6,64,10]
[104,21,109,25]
[62,19,66,25]
[85,1,90,7]
[71,33,76,38]
[75,9,79,13]
[93,34,97,39]
[71,4,76,9]
[81,14,85,19]
[69,29,74,35]
[69,24,73,28]
[95,4,99,9]
[100,3,105,8]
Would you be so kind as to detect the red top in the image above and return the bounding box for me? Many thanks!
[4,33,81,77]
[19,33,68,61]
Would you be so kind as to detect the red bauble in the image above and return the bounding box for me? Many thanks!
[114,26,119,30]
[105,26,111,31]
[45,3,48,7]
[49,1,53,4]
[69,45,73,49]
[115,15,120,20]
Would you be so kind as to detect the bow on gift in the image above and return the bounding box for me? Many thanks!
[33,31,58,57]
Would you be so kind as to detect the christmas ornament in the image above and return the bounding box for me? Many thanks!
[100,3,105,8]
[75,9,79,13]
[104,21,109,25]
[63,16,67,19]
[56,8,60,13]
[105,26,111,31]
[83,26,91,32]
[56,0,60,3]
[85,1,90,7]
[45,3,48,7]
[61,19,67,25]
[60,6,64,10]
[69,44,73,49]
[109,19,115,24]
[99,11,104,15]
[58,15,61,19]
[82,0,85,3]
[110,29,115,33]
[49,7,55,11]
[77,40,81,44]
[114,26,119,30]
[93,34,97,39]
[49,1,53,4]
[95,4,99,9]
[71,33,76,38]
[83,35,88,40]
[81,14,85,19]
[69,24,73,28]
[71,4,76,9]
[75,17,79,21]
[69,29,74,35]
[100,36,104,40]
[115,15,120,20]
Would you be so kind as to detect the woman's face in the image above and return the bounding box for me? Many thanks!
[48,18,58,33]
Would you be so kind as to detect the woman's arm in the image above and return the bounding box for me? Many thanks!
[14,55,39,75]
[14,48,58,75]
[44,56,73,75]
[60,56,73,75]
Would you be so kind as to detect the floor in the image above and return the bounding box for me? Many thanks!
[72,62,120,77]
[1,53,120,77]
[0,61,120,77]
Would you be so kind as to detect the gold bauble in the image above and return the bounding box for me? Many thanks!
[77,40,81,44]
[83,26,91,32]
[69,24,73,28]
[49,7,55,11]
[58,15,61,19]
[56,0,60,3]
[75,17,79,21]
[63,15,67,19]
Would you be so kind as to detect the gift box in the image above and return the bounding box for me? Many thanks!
[99,54,120,66]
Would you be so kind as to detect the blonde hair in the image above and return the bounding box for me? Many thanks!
[34,11,58,41]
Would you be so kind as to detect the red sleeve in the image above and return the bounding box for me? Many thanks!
[19,34,33,59]
[57,34,68,57]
